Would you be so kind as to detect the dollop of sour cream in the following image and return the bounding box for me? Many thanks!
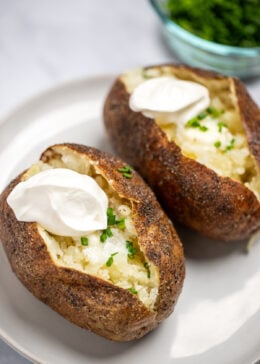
[129,76,210,124]
[7,168,108,236]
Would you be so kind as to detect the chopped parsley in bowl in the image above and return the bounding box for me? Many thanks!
[150,0,260,78]
[166,0,260,48]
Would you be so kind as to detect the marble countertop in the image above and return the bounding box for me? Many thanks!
[0,1,259,363]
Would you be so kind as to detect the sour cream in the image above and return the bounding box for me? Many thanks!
[129,76,210,124]
[7,168,108,236]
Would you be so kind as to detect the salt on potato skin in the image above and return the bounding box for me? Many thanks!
[0,143,185,342]
[104,64,260,241]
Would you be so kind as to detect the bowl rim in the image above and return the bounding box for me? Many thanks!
[150,0,260,56]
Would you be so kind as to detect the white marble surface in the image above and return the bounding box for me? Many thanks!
[0,1,259,363]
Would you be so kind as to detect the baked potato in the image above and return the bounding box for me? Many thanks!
[104,64,260,241]
[0,143,185,341]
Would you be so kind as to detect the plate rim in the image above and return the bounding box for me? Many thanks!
[0,73,115,127]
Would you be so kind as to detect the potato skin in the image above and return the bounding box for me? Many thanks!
[0,143,185,341]
[104,64,260,241]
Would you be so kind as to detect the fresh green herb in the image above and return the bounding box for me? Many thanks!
[218,122,228,133]
[118,165,133,179]
[144,262,151,279]
[116,218,126,230]
[166,0,260,47]
[186,107,227,132]
[128,287,138,295]
[186,117,208,132]
[214,141,222,148]
[126,240,137,259]
[122,172,132,179]
[118,166,132,173]
[197,111,207,120]
[80,236,89,246]
[100,227,113,243]
[106,252,118,267]
[225,138,236,152]
[199,125,208,132]
[206,107,224,118]
[107,207,116,225]
[106,208,126,230]
[185,118,200,128]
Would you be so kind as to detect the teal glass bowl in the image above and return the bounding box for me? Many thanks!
[150,0,260,78]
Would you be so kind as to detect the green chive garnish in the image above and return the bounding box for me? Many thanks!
[197,111,207,120]
[123,172,132,179]
[144,262,151,279]
[126,240,137,259]
[118,165,133,179]
[185,118,200,128]
[199,125,208,132]
[107,207,116,225]
[116,218,126,230]
[80,236,89,246]
[129,287,138,295]
[225,138,235,152]
[106,208,126,230]
[100,227,113,243]
[118,166,132,173]
[186,116,208,132]
[218,122,227,133]
[214,141,221,148]
[106,252,118,267]
[206,107,223,118]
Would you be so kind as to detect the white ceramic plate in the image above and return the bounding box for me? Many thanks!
[0,76,259,364]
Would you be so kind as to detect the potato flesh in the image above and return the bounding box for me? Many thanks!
[122,67,260,200]
[23,152,159,310]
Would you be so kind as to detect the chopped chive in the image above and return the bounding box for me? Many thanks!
[186,117,208,132]
[118,165,132,173]
[100,227,113,243]
[107,227,113,237]
[107,215,116,225]
[118,165,133,179]
[197,111,207,120]
[107,208,116,225]
[116,218,126,230]
[100,232,107,243]
[206,106,215,114]
[107,208,126,229]
[199,125,208,132]
[126,240,137,259]
[129,287,138,295]
[206,106,223,118]
[107,207,114,217]
[185,117,200,128]
[80,236,89,246]
[122,172,132,179]
[214,141,221,148]
[106,252,118,267]
[225,138,235,152]
[144,262,151,279]
[218,122,228,133]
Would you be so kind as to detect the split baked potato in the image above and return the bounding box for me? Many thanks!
[104,64,260,241]
[0,143,185,341]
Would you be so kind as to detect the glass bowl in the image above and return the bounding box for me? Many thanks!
[150,0,260,78]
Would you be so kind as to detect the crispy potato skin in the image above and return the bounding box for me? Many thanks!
[0,143,185,341]
[104,64,260,241]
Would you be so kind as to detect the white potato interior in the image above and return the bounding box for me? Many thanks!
[122,67,260,200]
[23,149,159,309]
